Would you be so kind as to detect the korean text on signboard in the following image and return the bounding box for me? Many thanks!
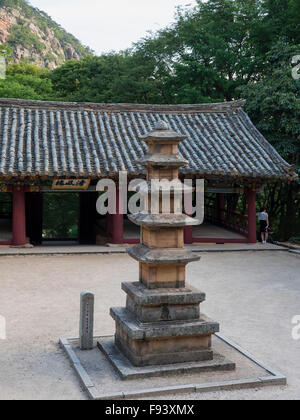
[52,179,91,190]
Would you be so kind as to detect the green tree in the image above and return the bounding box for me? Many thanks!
[0,62,53,99]
[241,42,300,166]
[240,41,300,240]
[51,53,165,103]
[43,193,79,239]
[261,0,300,44]
[131,0,268,103]
[0,43,13,61]
[131,0,300,103]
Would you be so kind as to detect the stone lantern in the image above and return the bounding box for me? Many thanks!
[99,121,235,376]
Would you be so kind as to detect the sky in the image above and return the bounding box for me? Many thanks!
[29,0,197,55]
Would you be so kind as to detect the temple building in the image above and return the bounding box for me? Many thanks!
[0,97,296,247]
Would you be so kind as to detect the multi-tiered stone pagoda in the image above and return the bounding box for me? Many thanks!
[99,121,235,377]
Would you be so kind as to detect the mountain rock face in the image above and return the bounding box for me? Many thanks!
[0,0,92,69]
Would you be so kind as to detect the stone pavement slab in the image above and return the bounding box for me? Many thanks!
[61,334,285,400]
[0,242,287,256]
[98,336,235,380]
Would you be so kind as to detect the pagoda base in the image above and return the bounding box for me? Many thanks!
[98,336,236,380]
[122,282,205,323]
[110,307,220,367]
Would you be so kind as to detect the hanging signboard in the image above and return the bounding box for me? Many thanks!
[52,179,91,190]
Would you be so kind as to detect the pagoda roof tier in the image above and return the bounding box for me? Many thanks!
[136,180,193,194]
[110,307,219,340]
[139,120,186,144]
[127,244,200,265]
[128,212,200,228]
[122,282,206,306]
[138,154,188,168]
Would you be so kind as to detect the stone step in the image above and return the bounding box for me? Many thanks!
[126,295,201,323]
[138,153,188,168]
[110,307,220,340]
[98,336,236,378]
[124,280,204,322]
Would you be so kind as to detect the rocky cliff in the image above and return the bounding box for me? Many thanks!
[0,0,92,69]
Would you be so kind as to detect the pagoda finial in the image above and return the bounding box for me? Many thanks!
[154,120,169,131]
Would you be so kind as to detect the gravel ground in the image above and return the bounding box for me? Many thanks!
[0,251,299,400]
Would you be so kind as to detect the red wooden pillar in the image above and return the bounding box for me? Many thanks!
[106,213,112,239]
[110,188,124,244]
[247,189,257,244]
[184,225,193,244]
[12,185,27,246]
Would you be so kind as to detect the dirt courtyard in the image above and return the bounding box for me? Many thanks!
[0,251,299,400]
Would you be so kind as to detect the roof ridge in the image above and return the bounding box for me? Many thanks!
[0,98,246,113]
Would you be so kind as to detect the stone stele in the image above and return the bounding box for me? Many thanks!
[98,121,235,375]
[80,291,94,350]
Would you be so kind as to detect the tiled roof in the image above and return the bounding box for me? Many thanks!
[0,98,295,180]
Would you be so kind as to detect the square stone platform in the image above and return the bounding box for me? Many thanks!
[60,334,286,400]
[109,307,221,366]
[98,336,235,380]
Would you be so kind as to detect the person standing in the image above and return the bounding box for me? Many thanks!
[256,209,269,244]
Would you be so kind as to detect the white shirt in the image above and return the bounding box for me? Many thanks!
[257,212,268,221]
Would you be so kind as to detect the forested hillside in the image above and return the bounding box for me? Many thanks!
[0,0,92,68]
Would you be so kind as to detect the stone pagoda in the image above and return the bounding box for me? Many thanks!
[98,121,235,377]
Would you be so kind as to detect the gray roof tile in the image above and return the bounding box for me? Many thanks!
[0,98,294,180]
